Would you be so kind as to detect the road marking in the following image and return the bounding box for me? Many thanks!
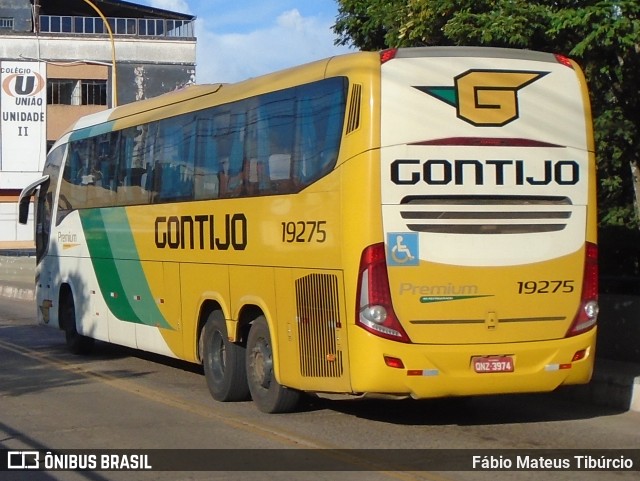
[0,337,454,481]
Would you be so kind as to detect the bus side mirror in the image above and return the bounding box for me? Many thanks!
[18,197,31,225]
[18,175,49,225]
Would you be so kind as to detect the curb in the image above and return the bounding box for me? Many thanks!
[0,284,35,301]
[590,358,640,412]
[559,358,640,413]
[0,249,36,257]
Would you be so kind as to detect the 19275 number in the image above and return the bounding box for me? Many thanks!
[517,280,575,294]
[281,221,327,243]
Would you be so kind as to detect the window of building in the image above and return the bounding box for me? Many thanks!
[47,79,107,106]
[0,17,14,29]
[39,14,193,38]
[81,80,107,105]
[73,16,104,34]
[48,80,75,105]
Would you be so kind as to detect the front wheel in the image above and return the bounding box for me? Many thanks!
[246,316,300,413]
[202,310,250,402]
[61,290,94,355]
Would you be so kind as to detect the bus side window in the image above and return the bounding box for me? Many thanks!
[245,103,271,196]
[294,78,346,187]
[262,93,295,194]
[83,133,116,208]
[150,117,195,203]
[194,115,220,200]
[98,133,118,191]
[318,88,345,171]
[145,121,161,202]
[220,111,245,198]
[117,128,150,205]
[68,141,83,185]
[294,96,318,186]
[60,139,90,212]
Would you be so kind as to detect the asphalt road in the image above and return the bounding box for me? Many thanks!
[0,291,639,481]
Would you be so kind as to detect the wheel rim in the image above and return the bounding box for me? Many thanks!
[210,331,226,381]
[250,337,273,390]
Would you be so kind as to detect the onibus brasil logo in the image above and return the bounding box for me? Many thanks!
[415,69,548,127]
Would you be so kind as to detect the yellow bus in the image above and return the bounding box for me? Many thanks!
[19,47,598,413]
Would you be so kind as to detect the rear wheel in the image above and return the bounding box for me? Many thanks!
[202,310,250,402]
[246,316,300,413]
[61,290,94,355]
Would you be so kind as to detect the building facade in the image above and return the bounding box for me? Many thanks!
[0,0,196,247]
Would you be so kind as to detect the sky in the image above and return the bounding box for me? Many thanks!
[135,0,354,84]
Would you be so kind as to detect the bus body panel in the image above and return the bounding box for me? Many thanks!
[379,49,596,349]
[348,326,595,397]
[380,48,589,149]
[387,249,585,345]
[274,267,351,392]
[45,207,181,358]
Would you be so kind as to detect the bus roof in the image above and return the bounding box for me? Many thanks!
[63,53,350,141]
[56,46,574,150]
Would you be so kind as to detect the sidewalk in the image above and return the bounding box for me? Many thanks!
[561,358,640,413]
[591,358,640,411]
[0,252,36,301]
[1,251,639,413]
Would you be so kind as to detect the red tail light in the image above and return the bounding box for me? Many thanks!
[380,48,398,64]
[356,243,411,343]
[566,242,599,337]
[554,54,575,69]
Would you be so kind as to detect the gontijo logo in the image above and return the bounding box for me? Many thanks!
[415,70,548,127]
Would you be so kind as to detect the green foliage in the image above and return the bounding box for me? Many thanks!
[334,0,640,228]
[333,0,392,50]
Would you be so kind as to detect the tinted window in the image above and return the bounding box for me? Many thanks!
[56,77,348,212]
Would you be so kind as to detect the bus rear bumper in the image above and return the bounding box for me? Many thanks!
[348,327,597,399]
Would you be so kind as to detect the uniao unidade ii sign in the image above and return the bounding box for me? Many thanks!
[0,61,47,188]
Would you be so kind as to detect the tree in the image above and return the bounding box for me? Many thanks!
[334,0,640,228]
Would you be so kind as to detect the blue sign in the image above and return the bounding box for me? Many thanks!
[387,232,419,266]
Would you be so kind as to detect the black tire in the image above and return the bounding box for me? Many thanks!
[246,316,300,413]
[202,310,250,402]
[61,290,94,355]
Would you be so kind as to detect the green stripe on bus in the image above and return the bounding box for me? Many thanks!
[80,208,172,329]
[419,295,493,304]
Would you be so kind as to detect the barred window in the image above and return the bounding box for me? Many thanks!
[81,80,107,105]
[0,17,14,29]
[47,80,75,105]
[47,79,107,105]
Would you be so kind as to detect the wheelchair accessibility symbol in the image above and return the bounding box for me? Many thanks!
[387,233,419,266]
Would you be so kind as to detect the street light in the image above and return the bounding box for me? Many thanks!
[81,0,118,107]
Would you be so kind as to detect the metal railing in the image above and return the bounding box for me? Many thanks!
[39,15,194,39]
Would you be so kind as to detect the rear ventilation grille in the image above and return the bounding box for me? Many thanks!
[346,84,362,134]
[400,195,573,235]
[295,273,343,377]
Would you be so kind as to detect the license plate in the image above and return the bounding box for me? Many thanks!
[472,356,514,373]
